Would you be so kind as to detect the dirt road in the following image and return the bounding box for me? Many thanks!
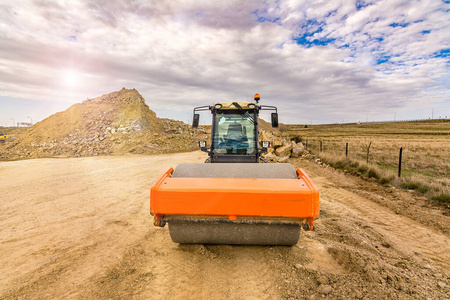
[1,152,448,299]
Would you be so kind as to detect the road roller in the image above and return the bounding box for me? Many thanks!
[150,94,319,245]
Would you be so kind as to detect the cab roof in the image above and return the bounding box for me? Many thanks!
[213,102,257,110]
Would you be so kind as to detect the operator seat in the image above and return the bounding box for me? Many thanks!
[224,122,249,154]
[226,122,244,141]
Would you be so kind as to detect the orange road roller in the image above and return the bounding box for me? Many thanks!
[150,94,319,245]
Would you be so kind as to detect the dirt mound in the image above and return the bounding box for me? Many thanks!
[0,88,205,160]
[258,118,289,131]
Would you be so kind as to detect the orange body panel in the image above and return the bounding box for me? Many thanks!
[150,167,319,222]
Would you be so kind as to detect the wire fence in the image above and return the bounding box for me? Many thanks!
[300,137,449,181]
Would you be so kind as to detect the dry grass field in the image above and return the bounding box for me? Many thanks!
[285,119,450,205]
[0,126,28,136]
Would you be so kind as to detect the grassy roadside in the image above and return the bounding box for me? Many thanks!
[284,120,450,207]
[0,126,29,135]
[316,152,449,206]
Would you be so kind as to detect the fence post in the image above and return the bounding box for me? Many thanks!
[320,140,322,152]
[398,147,403,177]
[305,139,308,150]
[346,142,348,158]
[366,142,372,164]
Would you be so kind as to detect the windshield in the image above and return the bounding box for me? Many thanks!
[212,111,256,155]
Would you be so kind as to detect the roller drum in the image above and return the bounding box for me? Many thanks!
[169,221,300,246]
[171,163,298,179]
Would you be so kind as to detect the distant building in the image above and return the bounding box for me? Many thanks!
[17,122,32,127]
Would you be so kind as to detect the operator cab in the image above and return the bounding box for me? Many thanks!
[192,94,278,163]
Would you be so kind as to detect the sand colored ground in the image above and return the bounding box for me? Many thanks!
[0,152,448,299]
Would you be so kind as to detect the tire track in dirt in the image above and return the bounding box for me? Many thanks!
[84,225,287,300]
[316,177,450,271]
[89,221,356,300]
[123,230,281,300]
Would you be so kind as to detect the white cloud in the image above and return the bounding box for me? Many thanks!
[0,0,448,125]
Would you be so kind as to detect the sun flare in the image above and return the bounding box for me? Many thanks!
[63,70,79,87]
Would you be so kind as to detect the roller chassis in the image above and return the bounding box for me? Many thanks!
[150,94,319,245]
[150,163,319,245]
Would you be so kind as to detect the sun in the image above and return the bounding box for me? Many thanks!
[63,70,79,87]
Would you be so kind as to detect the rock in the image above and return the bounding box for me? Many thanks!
[317,275,329,285]
[423,264,432,269]
[318,284,332,295]
[272,136,284,148]
[264,153,277,162]
[294,264,303,269]
[275,145,291,157]
[267,147,274,154]
[291,147,304,158]
[434,273,443,279]
[277,156,289,163]
[438,281,446,288]
[291,140,298,149]
[260,131,273,142]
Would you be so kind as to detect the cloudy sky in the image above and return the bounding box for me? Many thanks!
[0,0,449,126]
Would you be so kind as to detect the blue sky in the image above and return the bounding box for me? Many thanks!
[0,0,449,126]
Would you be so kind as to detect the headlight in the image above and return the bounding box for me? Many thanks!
[214,104,222,109]
[248,103,256,109]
